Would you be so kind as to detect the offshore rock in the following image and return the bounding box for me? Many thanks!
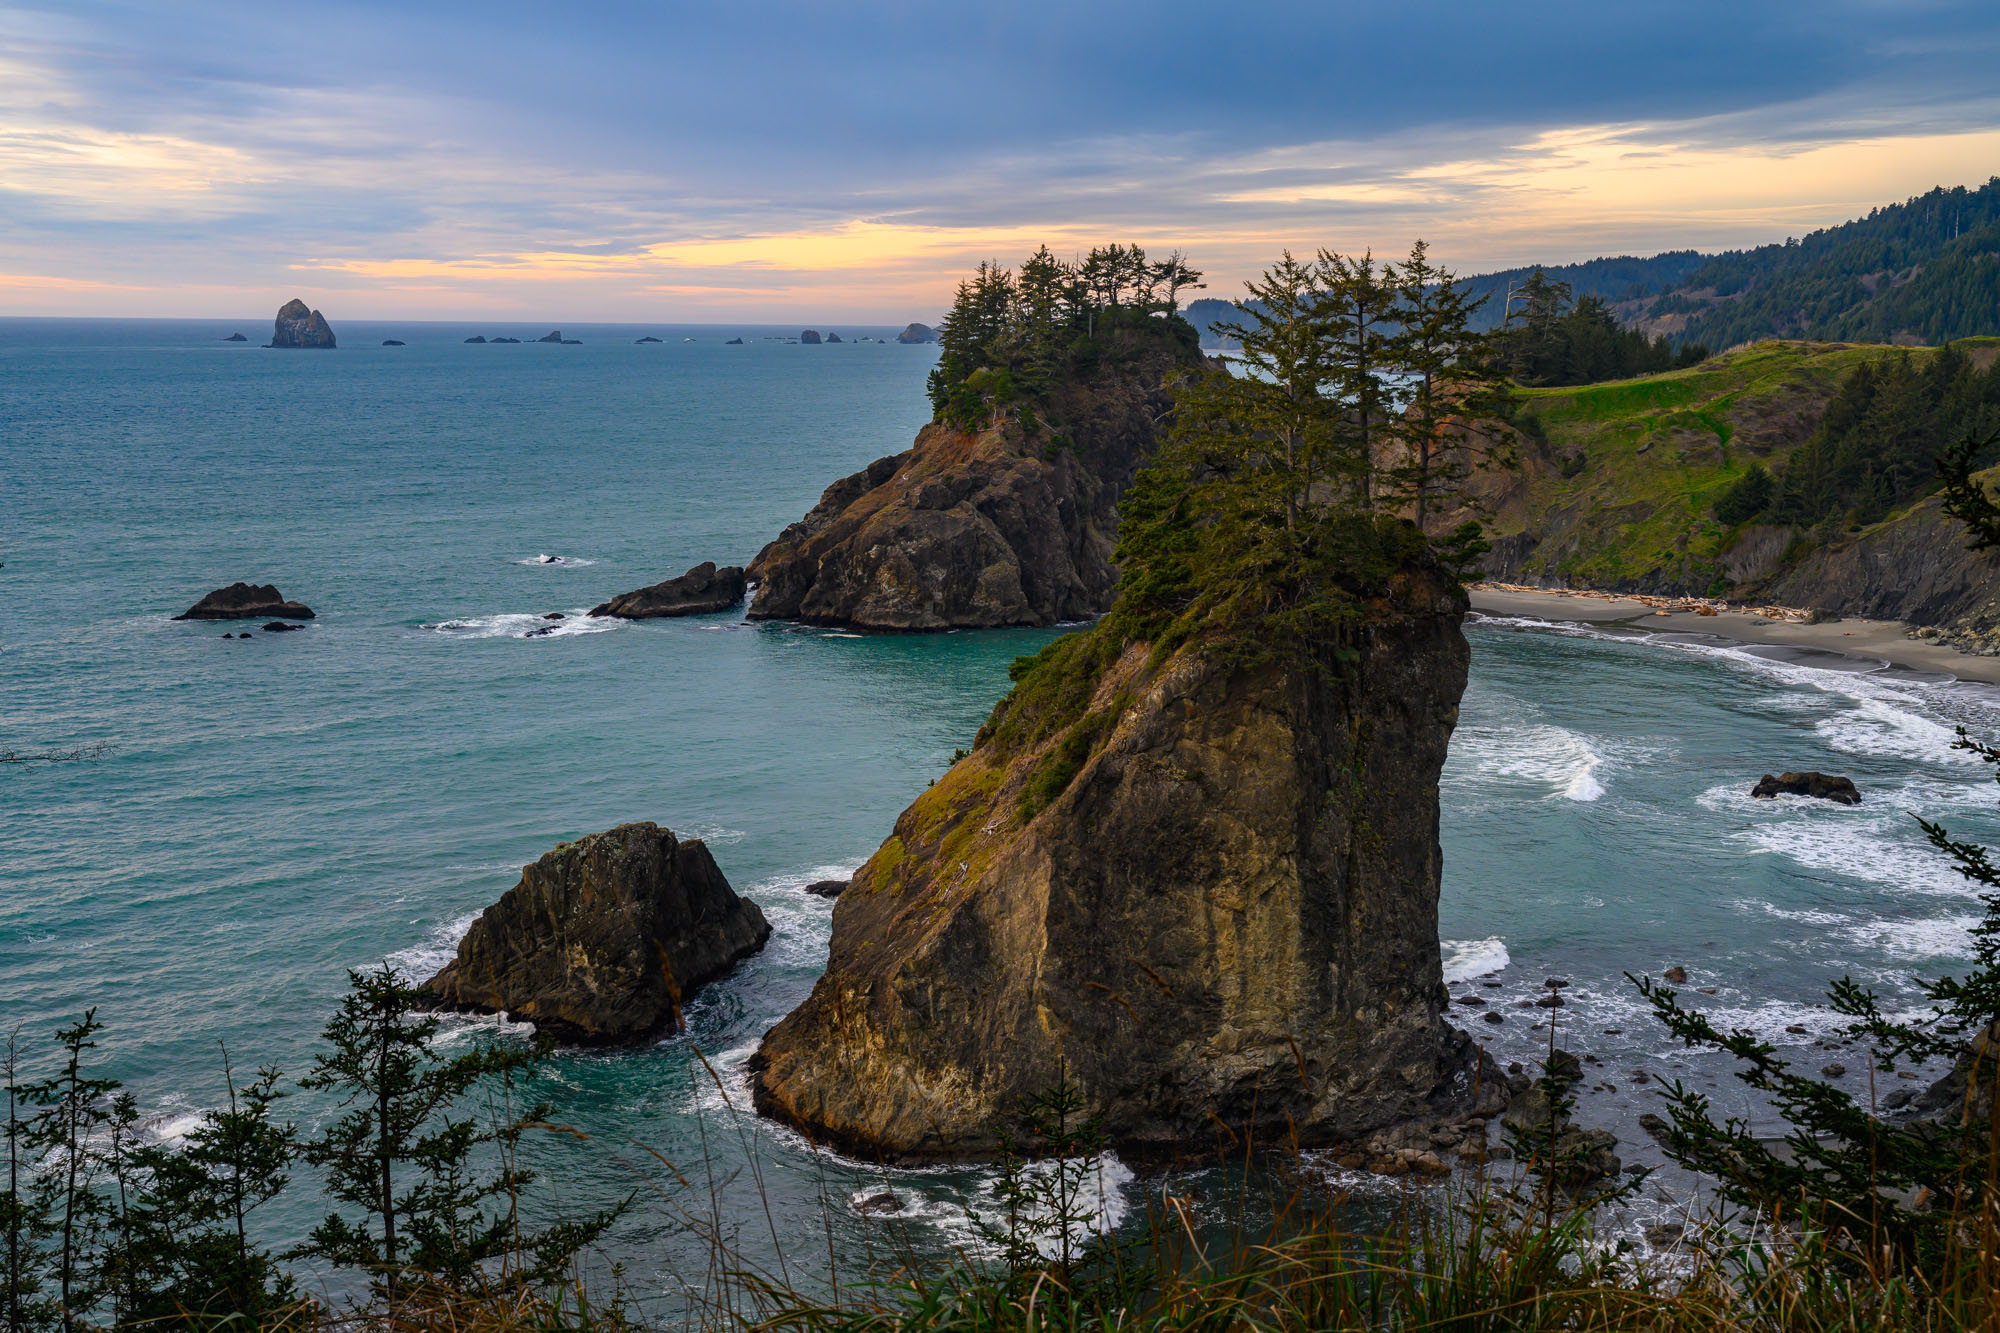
[537,330,565,343]
[268,299,335,349]
[800,329,822,344]
[1750,771,1861,805]
[754,561,1479,1158]
[173,583,315,621]
[589,561,746,618]
[747,319,1202,629]
[223,332,247,342]
[425,822,770,1043]
[896,323,937,344]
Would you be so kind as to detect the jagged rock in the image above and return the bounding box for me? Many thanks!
[268,299,335,349]
[589,562,746,619]
[465,335,488,344]
[537,330,565,343]
[173,583,315,621]
[896,323,937,344]
[803,878,847,898]
[747,319,1203,629]
[754,559,1482,1159]
[799,329,822,344]
[725,337,744,345]
[425,822,770,1043]
[223,332,247,342]
[1751,771,1860,805]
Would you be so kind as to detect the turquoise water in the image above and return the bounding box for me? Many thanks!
[7,317,2000,1306]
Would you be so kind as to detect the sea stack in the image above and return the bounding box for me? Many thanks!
[895,322,937,344]
[754,556,1480,1159]
[268,299,335,349]
[800,329,822,344]
[747,317,1201,629]
[173,583,314,621]
[425,823,770,1044]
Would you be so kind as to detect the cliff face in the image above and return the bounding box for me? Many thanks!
[426,823,769,1044]
[1761,490,2000,625]
[754,563,1478,1159]
[746,322,1203,629]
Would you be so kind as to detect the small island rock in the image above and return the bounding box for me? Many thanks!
[799,329,822,345]
[537,330,565,344]
[825,332,843,344]
[491,336,521,344]
[725,337,744,345]
[223,332,248,342]
[424,822,770,1043]
[895,323,937,344]
[464,335,488,344]
[1751,771,1861,805]
[590,562,746,619]
[268,298,336,349]
[381,339,405,346]
[173,583,315,621]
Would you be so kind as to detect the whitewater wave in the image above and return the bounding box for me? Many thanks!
[422,609,618,639]
[385,909,482,978]
[515,554,595,567]
[1442,936,1510,983]
[1457,723,1609,802]
[1840,914,1980,962]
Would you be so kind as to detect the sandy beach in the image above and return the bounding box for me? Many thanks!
[1469,584,2000,687]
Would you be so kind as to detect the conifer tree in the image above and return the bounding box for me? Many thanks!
[22,1012,118,1330]
[1382,239,1506,528]
[2,1028,55,1333]
[1314,249,1401,508]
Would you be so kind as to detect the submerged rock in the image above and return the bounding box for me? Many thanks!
[268,299,335,349]
[425,822,770,1043]
[173,583,314,621]
[754,559,1483,1159]
[747,319,1202,630]
[589,562,746,619]
[1751,771,1861,805]
[260,621,303,633]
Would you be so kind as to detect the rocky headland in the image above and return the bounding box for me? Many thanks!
[268,299,335,349]
[746,318,1203,629]
[589,561,746,618]
[753,554,1491,1159]
[173,583,315,621]
[425,822,770,1044]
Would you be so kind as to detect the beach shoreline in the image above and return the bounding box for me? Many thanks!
[1469,583,2000,687]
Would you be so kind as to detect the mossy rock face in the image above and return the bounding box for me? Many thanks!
[753,561,1483,1160]
[426,823,770,1044]
[745,320,1204,630]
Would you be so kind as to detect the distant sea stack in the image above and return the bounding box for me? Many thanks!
[746,317,1203,629]
[425,822,770,1044]
[222,332,247,342]
[267,299,335,349]
[589,562,746,619]
[895,323,938,344]
[754,556,1481,1159]
[799,329,822,345]
[174,583,314,621]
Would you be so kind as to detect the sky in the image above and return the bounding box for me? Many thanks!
[3,0,1999,322]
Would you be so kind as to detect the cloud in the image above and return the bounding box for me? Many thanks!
[1,0,1997,317]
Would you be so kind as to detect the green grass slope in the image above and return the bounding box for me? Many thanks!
[1464,338,2000,600]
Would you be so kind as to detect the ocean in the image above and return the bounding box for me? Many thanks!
[5,316,1999,1308]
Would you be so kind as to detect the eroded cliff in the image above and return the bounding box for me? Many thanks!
[746,320,1203,629]
[753,560,1480,1159]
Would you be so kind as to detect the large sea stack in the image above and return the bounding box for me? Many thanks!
[268,299,335,349]
[754,556,1479,1159]
[746,318,1202,629]
[426,822,770,1044]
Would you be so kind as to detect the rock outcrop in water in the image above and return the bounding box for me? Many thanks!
[746,319,1203,629]
[425,822,770,1043]
[896,323,937,344]
[753,558,1483,1159]
[173,583,315,621]
[589,562,746,618]
[268,299,335,349]
[1751,771,1861,804]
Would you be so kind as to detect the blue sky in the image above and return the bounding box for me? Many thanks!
[3,0,1998,319]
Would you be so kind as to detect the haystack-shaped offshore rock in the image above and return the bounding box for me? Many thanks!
[173,583,314,621]
[754,557,1482,1159]
[746,318,1203,629]
[268,299,335,349]
[426,822,770,1044]
[589,561,746,618]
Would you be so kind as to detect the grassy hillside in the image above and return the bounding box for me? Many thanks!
[1462,337,2000,602]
